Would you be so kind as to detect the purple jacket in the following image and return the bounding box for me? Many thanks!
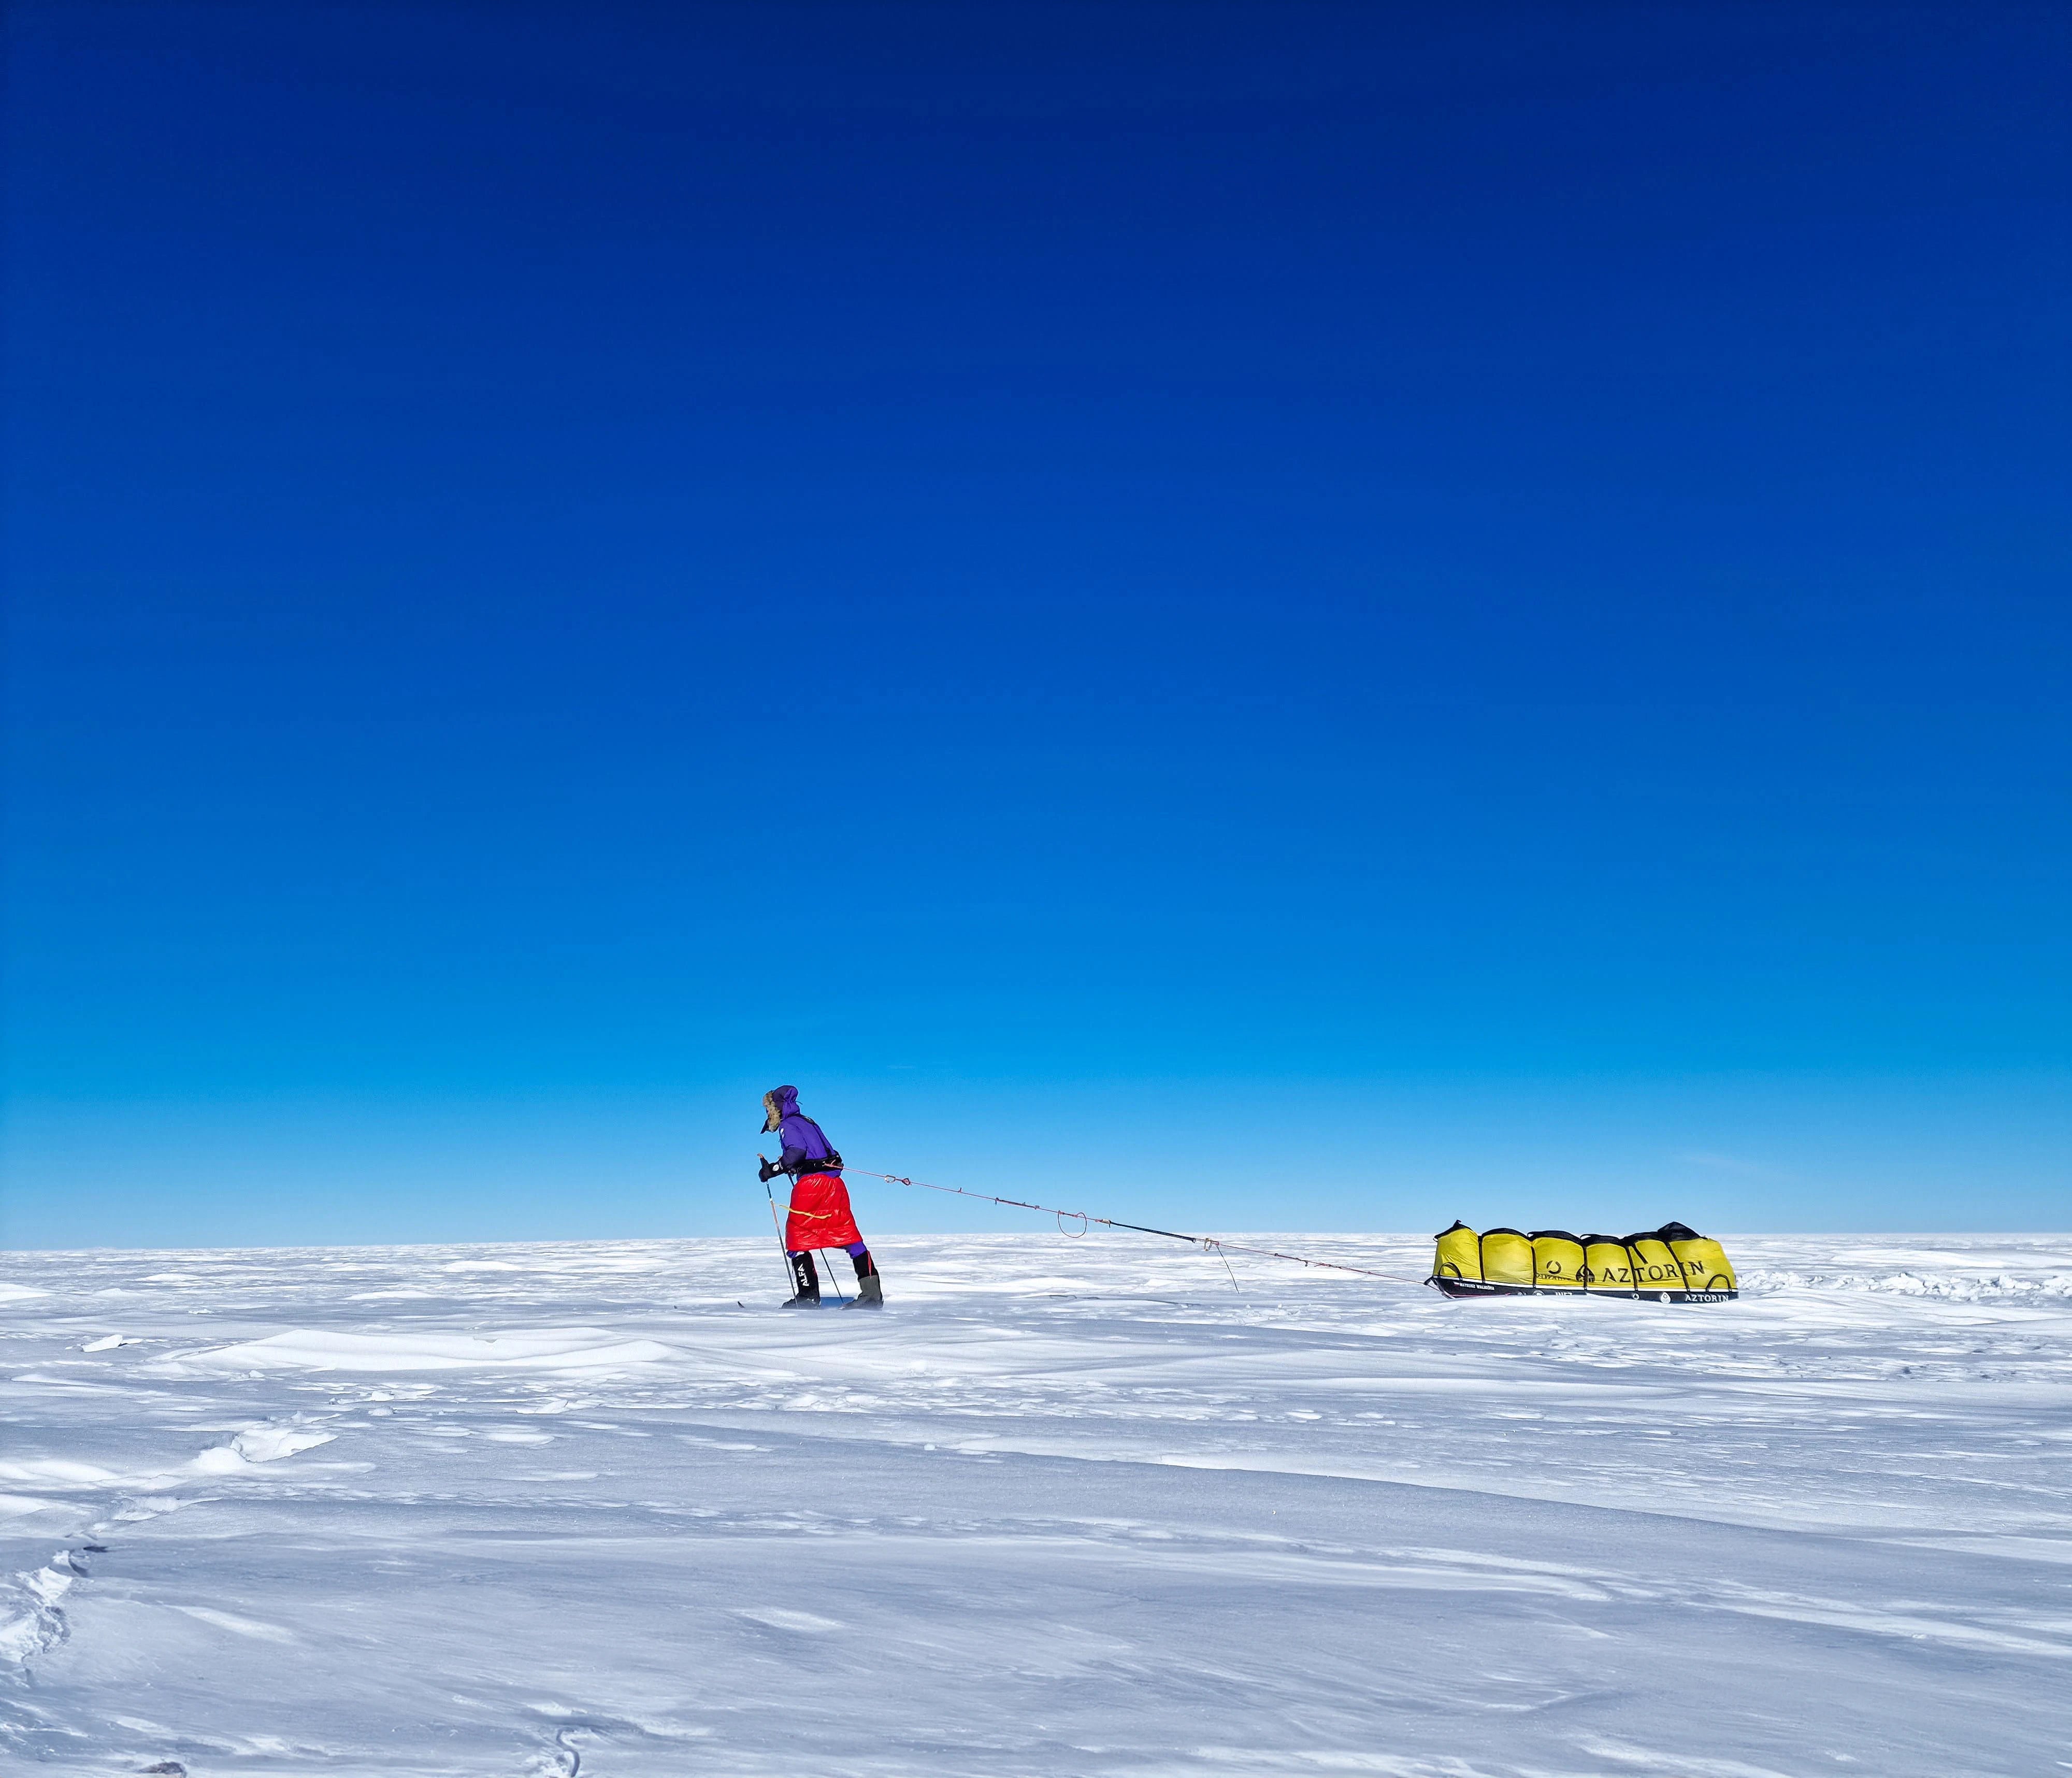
[769,1086,841,1177]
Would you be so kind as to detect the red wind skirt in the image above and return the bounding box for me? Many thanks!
[785,1172,862,1250]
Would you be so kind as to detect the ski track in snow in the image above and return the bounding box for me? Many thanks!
[2,1232,2068,1776]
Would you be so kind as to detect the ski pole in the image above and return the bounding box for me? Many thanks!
[760,1163,797,1299]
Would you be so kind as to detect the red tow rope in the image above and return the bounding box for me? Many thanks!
[847,1170,1430,1289]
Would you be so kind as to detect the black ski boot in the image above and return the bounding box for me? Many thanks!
[783,1250,822,1308]
[844,1250,885,1309]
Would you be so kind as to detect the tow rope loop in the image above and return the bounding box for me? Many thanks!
[848,1171,1428,1286]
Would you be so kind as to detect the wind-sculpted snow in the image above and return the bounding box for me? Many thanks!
[178,1327,681,1372]
[2,1232,2068,1775]
[1742,1265,2072,1301]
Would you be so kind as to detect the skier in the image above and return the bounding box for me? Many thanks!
[757,1086,883,1308]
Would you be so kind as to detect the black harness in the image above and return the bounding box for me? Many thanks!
[785,1148,844,1176]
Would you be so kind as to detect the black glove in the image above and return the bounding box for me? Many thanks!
[758,1155,781,1183]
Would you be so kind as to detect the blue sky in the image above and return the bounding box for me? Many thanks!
[5,2,2066,1248]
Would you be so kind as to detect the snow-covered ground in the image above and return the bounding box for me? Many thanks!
[3,1231,2069,1776]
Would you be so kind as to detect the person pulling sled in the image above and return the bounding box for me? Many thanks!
[758,1086,883,1308]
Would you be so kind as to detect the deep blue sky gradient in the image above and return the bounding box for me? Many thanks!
[5,2,2067,1247]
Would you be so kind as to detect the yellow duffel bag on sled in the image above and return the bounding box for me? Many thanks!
[1480,1228,1536,1290]
[1529,1231,1587,1291]
[1430,1220,1737,1303]
[1432,1220,1484,1286]
[1581,1234,1639,1297]
[1662,1222,1737,1302]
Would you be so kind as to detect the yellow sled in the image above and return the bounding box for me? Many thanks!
[1430,1221,1737,1303]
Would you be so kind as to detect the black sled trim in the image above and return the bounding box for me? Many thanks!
[1429,1277,1737,1304]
